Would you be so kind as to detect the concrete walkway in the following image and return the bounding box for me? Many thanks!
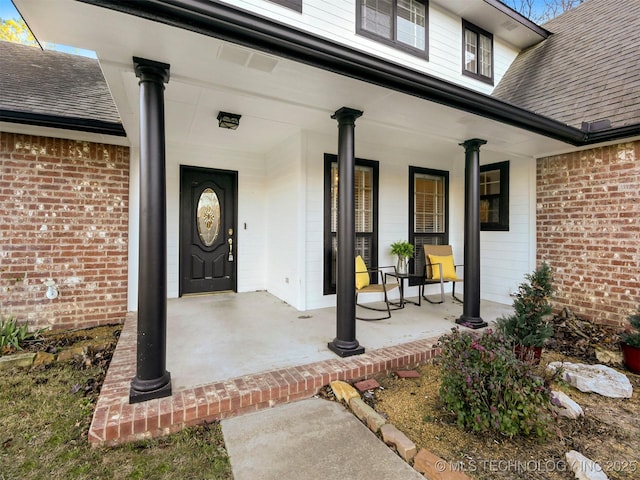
[222,397,423,480]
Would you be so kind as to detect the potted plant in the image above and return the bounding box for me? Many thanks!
[390,241,414,275]
[495,262,554,364]
[620,305,640,374]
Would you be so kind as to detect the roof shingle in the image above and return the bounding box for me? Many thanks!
[492,0,640,130]
[0,40,121,126]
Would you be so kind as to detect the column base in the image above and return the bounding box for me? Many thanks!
[455,316,488,330]
[129,371,172,404]
[328,339,365,357]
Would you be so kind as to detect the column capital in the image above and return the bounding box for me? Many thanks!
[133,56,170,84]
[331,107,363,125]
[459,138,487,151]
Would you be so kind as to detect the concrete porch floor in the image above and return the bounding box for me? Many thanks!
[89,290,512,446]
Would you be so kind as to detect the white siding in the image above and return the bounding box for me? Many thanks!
[127,150,140,312]
[164,144,269,297]
[127,134,535,312]
[480,157,537,304]
[128,142,269,310]
[219,0,520,94]
[302,130,469,310]
[265,133,306,308]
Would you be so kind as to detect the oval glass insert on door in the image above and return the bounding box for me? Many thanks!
[197,188,220,247]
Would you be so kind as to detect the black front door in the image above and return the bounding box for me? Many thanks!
[180,166,237,295]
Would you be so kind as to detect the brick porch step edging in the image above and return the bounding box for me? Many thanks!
[88,313,442,446]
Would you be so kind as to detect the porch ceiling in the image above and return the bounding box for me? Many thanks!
[16,0,573,161]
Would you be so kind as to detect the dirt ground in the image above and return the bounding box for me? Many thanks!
[369,350,639,480]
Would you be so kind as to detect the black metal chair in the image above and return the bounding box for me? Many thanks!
[421,245,463,304]
[355,255,400,320]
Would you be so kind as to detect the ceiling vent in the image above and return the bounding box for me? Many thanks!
[218,45,278,73]
[501,20,519,31]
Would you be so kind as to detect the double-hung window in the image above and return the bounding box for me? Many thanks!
[323,154,379,295]
[409,167,449,281]
[462,20,493,84]
[357,0,428,58]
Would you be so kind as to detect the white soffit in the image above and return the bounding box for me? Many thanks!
[432,0,547,49]
[14,0,568,158]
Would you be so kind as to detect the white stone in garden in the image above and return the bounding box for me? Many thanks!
[546,362,633,398]
[565,450,609,480]
[550,390,583,419]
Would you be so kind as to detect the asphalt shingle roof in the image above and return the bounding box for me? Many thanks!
[492,0,640,130]
[0,40,121,126]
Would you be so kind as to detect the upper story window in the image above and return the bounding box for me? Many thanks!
[357,0,428,58]
[480,161,509,231]
[462,20,493,84]
[267,0,302,12]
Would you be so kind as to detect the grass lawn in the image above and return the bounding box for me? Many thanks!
[0,343,232,479]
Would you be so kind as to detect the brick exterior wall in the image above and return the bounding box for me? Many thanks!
[0,132,129,331]
[537,141,640,327]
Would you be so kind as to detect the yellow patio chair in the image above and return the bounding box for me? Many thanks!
[422,245,463,304]
[355,255,400,320]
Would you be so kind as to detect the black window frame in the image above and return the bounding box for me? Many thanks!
[408,166,449,285]
[356,0,429,59]
[462,19,494,85]
[323,153,379,295]
[267,0,302,13]
[480,160,509,231]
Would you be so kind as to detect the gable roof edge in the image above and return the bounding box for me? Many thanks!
[0,109,127,137]
[482,0,551,39]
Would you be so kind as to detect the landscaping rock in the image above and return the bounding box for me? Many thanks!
[550,390,583,419]
[56,345,87,363]
[594,347,623,366]
[0,352,36,370]
[547,362,633,398]
[349,397,386,433]
[354,378,380,392]
[380,423,417,462]
[565,450,609,480]
[32,351,56,368]
[329,380,359,403]
[413,448,472,480]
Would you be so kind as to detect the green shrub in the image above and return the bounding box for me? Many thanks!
[0,315,29,352]
[0,316,42,354]
[620,305,640,348]
[438,328,551,438]
[495,262,554,348]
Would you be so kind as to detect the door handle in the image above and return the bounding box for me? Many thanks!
[227,234,234,262]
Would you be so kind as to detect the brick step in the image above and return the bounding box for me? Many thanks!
[89,337,440,446]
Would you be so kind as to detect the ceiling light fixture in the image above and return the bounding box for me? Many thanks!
[217,111,242,130]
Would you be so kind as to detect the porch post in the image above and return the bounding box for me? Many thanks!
[328,107,365,357]
[456,138,488,329]
[130,57,172,403]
